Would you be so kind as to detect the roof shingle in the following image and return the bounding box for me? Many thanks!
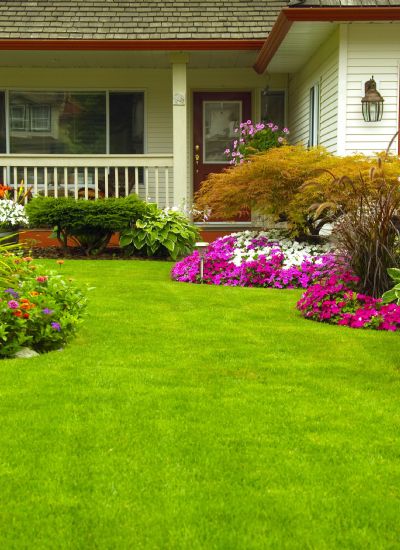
[0,0,288,40]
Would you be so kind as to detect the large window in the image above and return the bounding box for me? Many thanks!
[261,90,285,128]
[3,90,144,155]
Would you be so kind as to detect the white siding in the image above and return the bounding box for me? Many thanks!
[288,28,339,153]
[345,23,400,156]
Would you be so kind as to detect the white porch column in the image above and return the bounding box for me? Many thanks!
[170,53,189,207]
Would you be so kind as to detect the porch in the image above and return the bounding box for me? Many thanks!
[0,47,287,220]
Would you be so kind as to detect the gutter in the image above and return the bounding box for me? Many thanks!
[254,6,400,74]
[0,39,264,52]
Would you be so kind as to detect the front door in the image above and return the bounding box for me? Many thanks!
[193,91,251,219]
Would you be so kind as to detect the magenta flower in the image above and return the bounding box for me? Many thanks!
[7,300,19,309]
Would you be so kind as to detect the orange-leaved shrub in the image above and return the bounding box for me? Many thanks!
[195,145,400,237]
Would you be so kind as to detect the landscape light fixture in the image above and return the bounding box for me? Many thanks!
[195,241,209,283]
[361,76,384,122]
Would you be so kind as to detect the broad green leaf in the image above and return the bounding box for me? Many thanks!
[382,288,397,304]
[387,268,400,282]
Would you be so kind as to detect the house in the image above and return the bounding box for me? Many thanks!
[0,0,399,236]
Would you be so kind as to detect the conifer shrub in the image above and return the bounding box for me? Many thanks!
[26,195,146,256]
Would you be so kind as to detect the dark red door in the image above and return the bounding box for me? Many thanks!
[193,91,251,220]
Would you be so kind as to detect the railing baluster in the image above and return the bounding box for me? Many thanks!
[145,167,149,202]
[44,168,48,197]
[134,167,138,196]
[23,167,28,203]
[155,167,159,206]
[84,167,88,200]
[95,167,99,200]
[54,167,58,198]
[114,167,119,198]
[2,167,6,186]
[125,167,129,197]
[105,168,109,198]
[64,167,68,197]
[74,168,78,199]
[33,167,38,196]
[13,167,18,200]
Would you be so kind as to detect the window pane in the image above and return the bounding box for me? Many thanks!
[9,92,106,154]
[109,92,144,154]
[261,91,285,128]
[203,101,241,164]
[0,92,6,153]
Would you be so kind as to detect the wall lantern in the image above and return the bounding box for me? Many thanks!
[361,76,384,122]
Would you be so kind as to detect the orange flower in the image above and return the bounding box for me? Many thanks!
[12,310,22,317]
[23,257,33,263]
[20,303,30,310]
[29,291,39,297]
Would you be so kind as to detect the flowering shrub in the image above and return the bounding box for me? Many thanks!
[224,120,289,165]
[0,198,29,229]
[297,274,400,332]
[0,254,87,357]
[171,231,337,288]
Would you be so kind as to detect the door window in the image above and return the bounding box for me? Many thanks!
[203,101,241,164]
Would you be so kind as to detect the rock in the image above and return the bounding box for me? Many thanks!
[14,347,40,358]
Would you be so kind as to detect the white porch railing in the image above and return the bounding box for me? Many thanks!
[0,154,174,207]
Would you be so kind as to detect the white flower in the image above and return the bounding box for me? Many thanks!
[0,199,29,228]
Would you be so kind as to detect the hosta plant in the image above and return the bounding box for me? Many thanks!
[120,203,199,260]
[382,268,400,305]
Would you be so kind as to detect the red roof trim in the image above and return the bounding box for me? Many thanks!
[0,39,264,52]
[254,6,400,74]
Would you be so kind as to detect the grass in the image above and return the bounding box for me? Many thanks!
[0,259,399,549]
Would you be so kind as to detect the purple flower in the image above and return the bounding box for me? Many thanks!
[51,322,61,332]
[42,308,54,315]
[4,288,19,299]
[7,300,19,309]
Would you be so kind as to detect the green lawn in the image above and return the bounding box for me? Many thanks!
[1,259,399,549]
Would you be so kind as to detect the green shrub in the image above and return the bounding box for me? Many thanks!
[120,203,199,260]
[26,195,146,256]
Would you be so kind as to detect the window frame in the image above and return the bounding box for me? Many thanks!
[30,104,51,132]
[309,83,320,147]
[10,104,27,131]
[1,88,147,155]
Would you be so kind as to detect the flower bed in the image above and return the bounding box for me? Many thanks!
[297,274,400,332]
[0,254,87,357]
[172,231,400,333]
[171,231,337,289]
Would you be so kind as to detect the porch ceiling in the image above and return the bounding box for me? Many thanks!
[266,21,337,73]
[0,49,259,69]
